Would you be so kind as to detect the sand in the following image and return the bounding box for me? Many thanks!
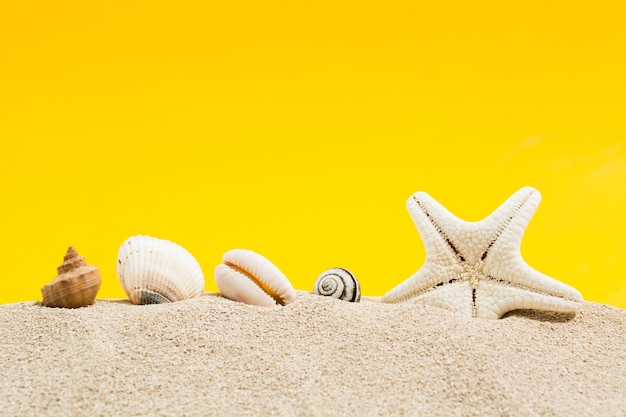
[0,292,624,417]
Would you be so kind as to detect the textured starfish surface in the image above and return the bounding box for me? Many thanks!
[381,187,583,319]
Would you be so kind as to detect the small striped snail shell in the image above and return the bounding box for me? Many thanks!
[313,268,360,302]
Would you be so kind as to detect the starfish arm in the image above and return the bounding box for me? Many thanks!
[408,192,469,262]
[486,186,541,226]
[484,255,583,304]
[479,187,541,259]
[382,193,467,304]
[381,261,454,303]
[401,281,474,317]
[476,280,584,319]
[482,186,583,304]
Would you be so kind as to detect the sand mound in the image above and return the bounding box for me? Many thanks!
[0,292,624,416]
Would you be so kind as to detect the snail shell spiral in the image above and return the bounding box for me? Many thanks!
[313,268,360,302]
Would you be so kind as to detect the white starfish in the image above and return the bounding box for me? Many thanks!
[381,187,583,319]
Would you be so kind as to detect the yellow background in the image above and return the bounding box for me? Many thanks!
[1,1,625,308]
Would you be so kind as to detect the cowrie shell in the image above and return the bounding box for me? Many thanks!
[214,249,296,308]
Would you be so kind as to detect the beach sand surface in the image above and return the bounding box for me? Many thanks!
[0,292,624,416]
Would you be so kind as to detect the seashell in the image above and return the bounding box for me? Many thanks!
[41,247,102,308]
[116,235,204,305]
[313,268,361,302]
[214,249,296,308]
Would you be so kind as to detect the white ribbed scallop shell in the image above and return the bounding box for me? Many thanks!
[214,249,296,308]
[313,268,361,302]
[116,235,204,304]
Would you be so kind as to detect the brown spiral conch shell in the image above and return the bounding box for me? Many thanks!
[41,247,102,308]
